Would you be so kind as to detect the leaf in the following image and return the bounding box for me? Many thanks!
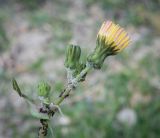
[12,78,35,104]
[22,94,35,104]
[12,79,22,97]
[29,103,49,120]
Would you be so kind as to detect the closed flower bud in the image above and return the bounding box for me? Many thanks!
[65,44,86,81]
[37,81,51,98]
[64,44,81,69]
[87,21,131,69]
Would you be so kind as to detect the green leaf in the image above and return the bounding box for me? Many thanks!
[12,78,35,104]
[12,79,22,97]
[30,106,49,120]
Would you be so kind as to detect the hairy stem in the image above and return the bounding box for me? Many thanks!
[38,64,92,137]
[55,65,92,105]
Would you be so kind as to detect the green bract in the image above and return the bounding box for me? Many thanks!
[87,41,116,69]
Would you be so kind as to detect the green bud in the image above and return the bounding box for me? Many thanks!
[37,81,51,98]
[64,44,87,81]
[64,44,81,69]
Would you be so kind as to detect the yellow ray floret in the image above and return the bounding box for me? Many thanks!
[97,21,131,53]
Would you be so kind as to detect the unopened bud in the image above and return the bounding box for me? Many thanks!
[64,44,81,69]
[37,81,51,98]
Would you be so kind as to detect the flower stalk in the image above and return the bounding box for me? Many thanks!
[38,63,92,137]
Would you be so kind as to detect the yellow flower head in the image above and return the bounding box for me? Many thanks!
[87,20,131,69]
[97,21,131,53]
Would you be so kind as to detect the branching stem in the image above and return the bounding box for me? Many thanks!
[38,64,92,138]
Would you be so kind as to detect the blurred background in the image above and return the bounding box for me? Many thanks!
[0,0,160,138]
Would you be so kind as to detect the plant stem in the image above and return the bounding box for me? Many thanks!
[55,65,92,105]
[38,64,92,137]
[38,104,50,138]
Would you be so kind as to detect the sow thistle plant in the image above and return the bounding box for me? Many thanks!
[12,20,131,138]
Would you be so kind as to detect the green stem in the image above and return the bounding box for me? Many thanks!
[55,86,71,105]
[55,65,92,105]
[38,64,92,137]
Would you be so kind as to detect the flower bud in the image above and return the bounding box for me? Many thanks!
[37,81,51,98]
[87,21,131,69]
[64,44,86,81]
[64,44,81,70]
